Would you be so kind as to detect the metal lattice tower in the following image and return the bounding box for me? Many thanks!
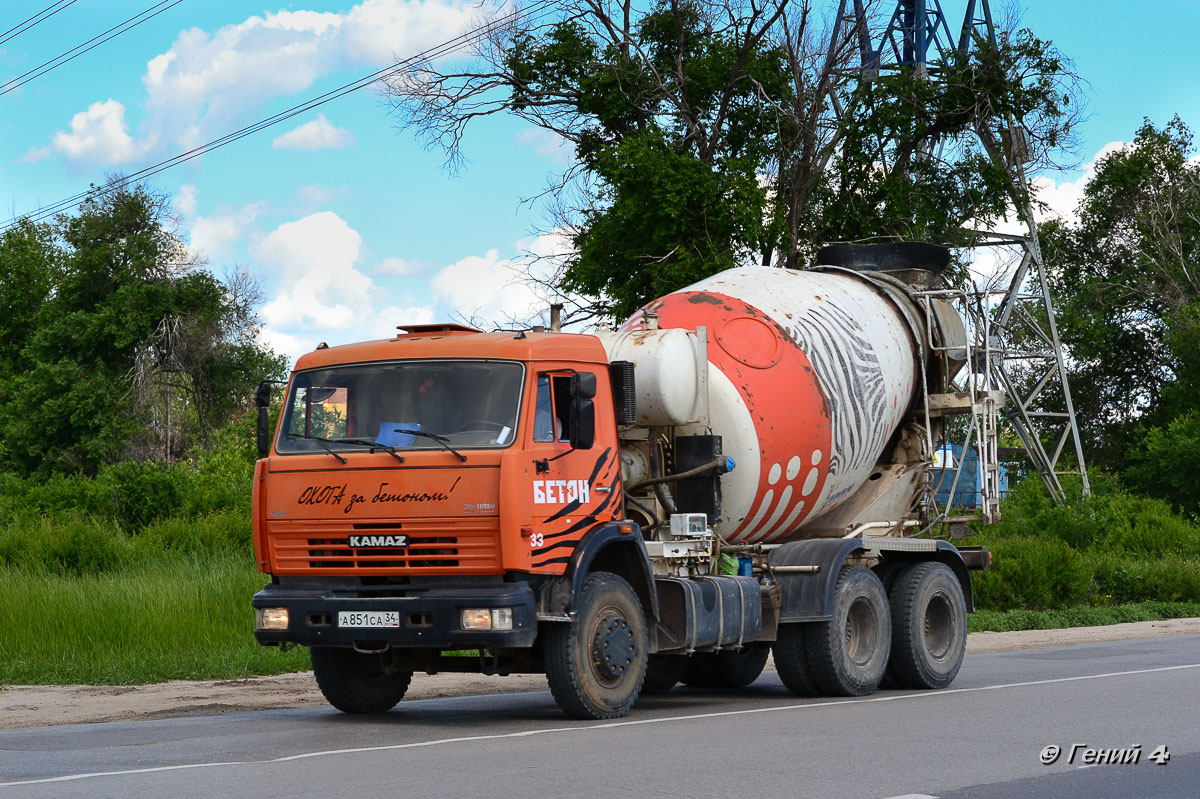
[826,0,1091,514]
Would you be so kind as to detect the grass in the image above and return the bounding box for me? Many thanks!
[0,554,309,685]
[968,601,1200,633]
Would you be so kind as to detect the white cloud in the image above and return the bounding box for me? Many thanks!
[430,231,572,325]
[251,222,575,364]
[250,211,450,363]
[377,256,422,275]
[371,305,436,338]
[294,184,334,206]
[18,145,51,164]
[139,0,476,153]
[1031,140,1129,223]
[51,99,155,165]
[254,211,376,331]
[517,128,572,163]
[42,1,477,166]
[272,114,355,150]
[188,202,267,259]
[176,184,198,216]
[252,211,362,277]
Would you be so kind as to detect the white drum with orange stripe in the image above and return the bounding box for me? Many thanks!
[622,266,920,544]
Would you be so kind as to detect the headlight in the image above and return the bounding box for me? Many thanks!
[461,608,513,631]
[256,607,289,630]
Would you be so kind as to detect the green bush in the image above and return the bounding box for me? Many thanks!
[97,461,193,530]
[1086,550,1200,604]
[135,510,252,557]
[2,472,113,519]
[1101,493,1200,556]
[988,475,1200,557]
[971,535,1092,610]
[0,513,131,575]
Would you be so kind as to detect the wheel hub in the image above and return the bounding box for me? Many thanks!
[591,610,636,685]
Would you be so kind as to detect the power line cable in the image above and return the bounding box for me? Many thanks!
[0,0,183,98]
[0,0,80,47]
[2,0,558,231]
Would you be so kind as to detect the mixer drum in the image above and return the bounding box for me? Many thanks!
[624,267,919,543]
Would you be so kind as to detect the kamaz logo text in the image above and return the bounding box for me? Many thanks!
[348,534,409,548]
[533,479,590,505]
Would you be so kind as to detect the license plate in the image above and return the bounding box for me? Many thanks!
[338,611,400,628]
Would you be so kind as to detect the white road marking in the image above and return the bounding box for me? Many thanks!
[2,663,1198,788]
[881,795,938,799]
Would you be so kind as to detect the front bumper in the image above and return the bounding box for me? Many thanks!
[252,581,538,649]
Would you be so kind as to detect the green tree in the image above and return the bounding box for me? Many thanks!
[1041,117,1200,468]
[0,184,285,476]
[385,0,1080,319]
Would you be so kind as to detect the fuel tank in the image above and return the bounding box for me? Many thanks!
[619,266,923,544]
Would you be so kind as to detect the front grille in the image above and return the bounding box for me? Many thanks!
[268,518,501,574]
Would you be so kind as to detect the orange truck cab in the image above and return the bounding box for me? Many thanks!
[251,325,655,714]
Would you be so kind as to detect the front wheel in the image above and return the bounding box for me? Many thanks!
[544,572,649,719]
[311,647,413,713]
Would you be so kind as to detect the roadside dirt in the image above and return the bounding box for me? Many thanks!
[3,618,1196,729]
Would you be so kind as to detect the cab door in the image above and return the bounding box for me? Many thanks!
[526,369,621,571]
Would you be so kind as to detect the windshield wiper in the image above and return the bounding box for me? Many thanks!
[396,429,467,462]
[288,435,407,463]
[287,434,347,464]
[330,437,407,463]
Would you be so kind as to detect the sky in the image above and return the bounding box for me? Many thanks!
[2,0,1198,367]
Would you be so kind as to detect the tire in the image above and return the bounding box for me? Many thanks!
[682,644,771,689]
[641,655,688,694]
[310,646,413,714]
[804,566,891,696]
[887,562,967,690]
[874,560,907,593]
[773,623,818,696]
[544,572,649,719]
[873,561,907,690]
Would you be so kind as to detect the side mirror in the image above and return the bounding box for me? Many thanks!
[569,372,596,450]
[255,382,272,459]
[571,372,596,400]
[570,399,595,450]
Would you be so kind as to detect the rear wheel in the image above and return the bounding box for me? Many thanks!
[311,647,413,714]
[887,562,967,689]
[873,561,907,690]
[804,566,891,696]
[544,572,648,719]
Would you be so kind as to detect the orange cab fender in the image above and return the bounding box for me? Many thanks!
[563,522,659,622]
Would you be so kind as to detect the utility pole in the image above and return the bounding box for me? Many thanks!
[824,0,1090,510]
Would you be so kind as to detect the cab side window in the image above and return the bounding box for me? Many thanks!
[533,376,556,442]
[533,374,578,442]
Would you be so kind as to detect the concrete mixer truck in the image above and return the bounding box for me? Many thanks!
[250,243,991,719]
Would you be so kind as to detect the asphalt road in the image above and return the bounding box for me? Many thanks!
[1,635,1197,798]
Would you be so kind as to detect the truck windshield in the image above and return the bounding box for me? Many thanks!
[276,360,524,454]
